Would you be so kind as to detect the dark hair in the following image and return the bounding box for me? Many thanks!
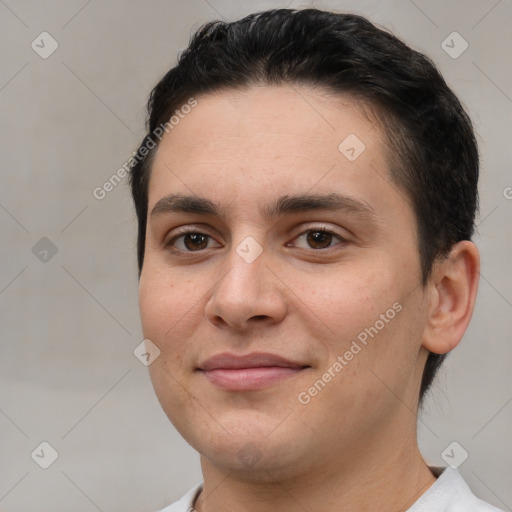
[129,8,479,402]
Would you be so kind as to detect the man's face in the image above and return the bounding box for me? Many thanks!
[139,85,430,478]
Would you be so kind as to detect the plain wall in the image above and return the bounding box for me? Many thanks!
[1,1,511,510]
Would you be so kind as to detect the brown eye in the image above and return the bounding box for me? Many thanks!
[290,228,345,250]
[183,233,209,250]
[306,231,333,249]
[169,231,220,252]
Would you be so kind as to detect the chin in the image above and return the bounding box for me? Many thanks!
[180,412,305,476]
[200,438,306,482]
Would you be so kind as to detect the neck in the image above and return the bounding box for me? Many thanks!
[194,428,436,512]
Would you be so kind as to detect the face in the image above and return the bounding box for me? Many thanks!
[139,85,431,480]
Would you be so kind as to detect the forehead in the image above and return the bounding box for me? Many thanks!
[153,85,381,161]
[147,85,409,225]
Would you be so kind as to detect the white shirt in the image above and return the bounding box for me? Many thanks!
[157,467,504,512]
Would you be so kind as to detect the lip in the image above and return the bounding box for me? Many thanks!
[197,352,310,391]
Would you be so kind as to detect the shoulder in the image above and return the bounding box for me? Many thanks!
[408,467,504,512]
[154,483,203,512]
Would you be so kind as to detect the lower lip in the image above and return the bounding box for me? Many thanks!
[201,367,305,391]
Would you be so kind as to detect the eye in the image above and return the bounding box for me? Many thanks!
[167,231,221,252]
[290,228,345,250]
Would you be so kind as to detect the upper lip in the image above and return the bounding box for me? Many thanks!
[198,352,309,371]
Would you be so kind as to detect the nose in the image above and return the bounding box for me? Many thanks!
[204,245,287,331]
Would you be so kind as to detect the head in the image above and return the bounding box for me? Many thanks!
[130,9,479,479]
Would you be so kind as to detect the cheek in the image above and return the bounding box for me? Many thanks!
[288,259,419,395]
[138,264,198,341]
[138,273,172,340]
[138,271,196,418]
[287,264,391,343]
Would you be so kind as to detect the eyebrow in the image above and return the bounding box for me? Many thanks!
[150,192,377,221]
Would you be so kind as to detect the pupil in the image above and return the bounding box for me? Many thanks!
[185,233,207,250]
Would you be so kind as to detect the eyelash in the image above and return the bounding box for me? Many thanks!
[165,226,347,253]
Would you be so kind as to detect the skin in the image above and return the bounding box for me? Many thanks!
[138,85,480,512]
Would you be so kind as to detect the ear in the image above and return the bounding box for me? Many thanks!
[422,241,480,355]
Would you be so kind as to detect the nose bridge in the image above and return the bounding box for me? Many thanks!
[205,235,287,329]
[218,239,267,304]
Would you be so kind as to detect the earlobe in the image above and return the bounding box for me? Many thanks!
[422,241,480,355]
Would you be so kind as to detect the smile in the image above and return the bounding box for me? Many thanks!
[198,352,310,391]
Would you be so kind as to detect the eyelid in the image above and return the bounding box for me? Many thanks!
[164,226,222,250]
[163,223,349,253]
[288,224,348,244]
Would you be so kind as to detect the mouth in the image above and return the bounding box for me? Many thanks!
[197,352,311,391]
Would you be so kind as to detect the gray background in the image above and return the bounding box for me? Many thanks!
[1,1,511,511]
